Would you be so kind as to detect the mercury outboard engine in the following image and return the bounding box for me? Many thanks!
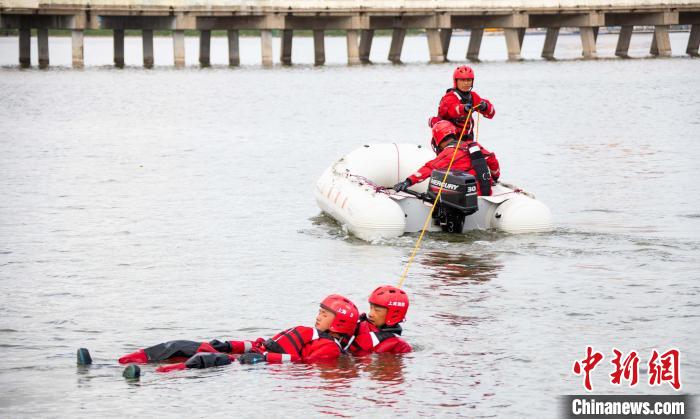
[427,169,479,233]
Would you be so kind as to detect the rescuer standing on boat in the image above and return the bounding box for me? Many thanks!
[431,65,495,142]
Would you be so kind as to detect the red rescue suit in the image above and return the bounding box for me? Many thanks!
[407,143,500,196]
[118,326,342,372]
[346,317,412,356]
[235,326,342,363]
[437,89,495,140]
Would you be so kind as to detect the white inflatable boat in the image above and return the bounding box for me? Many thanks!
[315,144,553,242]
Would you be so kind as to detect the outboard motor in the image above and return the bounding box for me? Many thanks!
[427,169,478,233]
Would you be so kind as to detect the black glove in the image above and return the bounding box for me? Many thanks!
[475,101,488,112]
[184,352,232,369]
[393,179,412,192]
[209,339,232,353]
[239,352,266,364]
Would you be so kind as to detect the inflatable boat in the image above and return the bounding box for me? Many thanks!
[314,144,553,242]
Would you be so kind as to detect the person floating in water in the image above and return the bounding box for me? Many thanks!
[118,294,359,372]
[345,285,412,356]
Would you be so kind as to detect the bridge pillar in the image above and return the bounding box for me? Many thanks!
[504,28,522,61]
[113,29,125,68]
[518,28,526,47]
[142,29,154,68]
[426,29,445,63]
[313,30,325,66]
[261,29,273,67]
[388,28,406,63]
[280,29,293,65]
[440,28,452,61]
[688,24,700,57]
[541,27,559,60]
[38,28,49,69]
[72,30,84,68]
[455,12,528,61]
[173,30,185,68]
[199,30,211,67]
[650,25,672,57]
[584,27,599,58]
[228,30,240,66]
[615,26,633,58]
[359,29,374,63]
[467,28,483,62]
[346,30,360,65]
[580,27,597,59]
[19,28,31,68]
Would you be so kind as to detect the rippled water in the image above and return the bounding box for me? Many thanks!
[0,33,698,417]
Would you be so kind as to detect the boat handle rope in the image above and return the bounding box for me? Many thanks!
[397,107,475,289]
[346,173,389,193]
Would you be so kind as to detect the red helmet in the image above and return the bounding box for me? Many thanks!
[453,65,475,88]
[320,294,359,336]
[431,120,457,153]
[369,286,409,326]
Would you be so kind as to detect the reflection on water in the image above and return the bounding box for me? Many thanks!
[417,251,503,329]
[269,353,406,387]
[257,354,408,416]
[421,250,503,284]
[356,353,406,386]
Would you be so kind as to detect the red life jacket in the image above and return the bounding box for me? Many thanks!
[263,326,338,359]
[443,88,475,140]
[345,316,405,354]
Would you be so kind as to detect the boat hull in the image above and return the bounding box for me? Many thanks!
[315,144,553,241]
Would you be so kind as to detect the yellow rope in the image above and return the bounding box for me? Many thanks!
[476,111,480,141]
[397,107,474,289]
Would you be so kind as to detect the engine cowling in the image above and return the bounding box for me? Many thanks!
[427,169,479,233]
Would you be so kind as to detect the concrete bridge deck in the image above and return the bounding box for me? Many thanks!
[2,1,699,67]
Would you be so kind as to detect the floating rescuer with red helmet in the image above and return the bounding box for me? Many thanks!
[434,65,495,142]
[344,285,412,356]
[393,120,500,196]
[118,294,359,371]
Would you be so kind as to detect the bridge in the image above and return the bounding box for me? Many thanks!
[1,0,699,68]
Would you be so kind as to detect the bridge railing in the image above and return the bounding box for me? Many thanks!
[2,0,699,68]
[2,0,700,10]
